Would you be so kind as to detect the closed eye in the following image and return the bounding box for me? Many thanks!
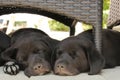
[33,49,39,53]
[69,51,77,59]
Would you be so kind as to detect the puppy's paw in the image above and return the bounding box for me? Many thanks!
[3,61,20,75]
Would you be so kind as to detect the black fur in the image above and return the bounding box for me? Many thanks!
[0,31,10,66]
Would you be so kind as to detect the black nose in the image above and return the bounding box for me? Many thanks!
[33,64,42,71]
[56,64,65,69]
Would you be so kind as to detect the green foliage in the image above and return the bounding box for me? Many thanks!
[48,19,69,31]
[103,0,110,28]
[82,23,92,30]
[103,12,108,28]
[14,21,26,27]
[103,0,110,10]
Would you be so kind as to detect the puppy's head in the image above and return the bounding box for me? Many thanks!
[24,49,51,77]
[2,44,52,77]
[53,37,104,76]
[24,54,51,77]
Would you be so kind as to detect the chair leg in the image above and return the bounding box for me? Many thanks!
[93,26,102,54]
[70,27,75,36]
[69,20,77,36]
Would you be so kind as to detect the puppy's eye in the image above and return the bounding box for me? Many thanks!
[69,51,77,59]
[42,49,47,52]
[33,49,39,53]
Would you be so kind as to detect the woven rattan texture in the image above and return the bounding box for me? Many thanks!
[107,0,120,27]
[0,0,102,27]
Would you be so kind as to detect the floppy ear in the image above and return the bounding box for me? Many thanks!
[1,47,18,62]
[86,44,105,75]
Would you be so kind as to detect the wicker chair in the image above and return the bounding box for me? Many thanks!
[0,0,103,53]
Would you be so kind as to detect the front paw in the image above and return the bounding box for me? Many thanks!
[3,61,20,75]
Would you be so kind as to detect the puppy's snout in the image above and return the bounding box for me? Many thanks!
[33,64,42,71]
[33,63,51,75]
[25,63,51,77]
[54,60,78,76]
[54,62,67,75]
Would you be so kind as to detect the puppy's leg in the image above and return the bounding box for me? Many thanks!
[1,47,17,62]
[1,47,20,75]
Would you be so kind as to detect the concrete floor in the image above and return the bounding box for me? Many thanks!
[0,66,120,80]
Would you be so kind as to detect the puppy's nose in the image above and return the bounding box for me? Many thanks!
[55,63,67,75]
[56,64,65,69]
[33,64,42,71]
[33,64,50,75]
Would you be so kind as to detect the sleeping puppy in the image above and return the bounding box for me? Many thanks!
[0,31,10,66]
[1,28,59,77]
[52,29,120,76]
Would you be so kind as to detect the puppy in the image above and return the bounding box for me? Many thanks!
[0,31,10,66]
[1,28,59,77]
[53,29,120,76]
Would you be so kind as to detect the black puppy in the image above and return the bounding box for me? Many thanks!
[1,28,59,77]
[53,29,120,76]
[0,31,10,66]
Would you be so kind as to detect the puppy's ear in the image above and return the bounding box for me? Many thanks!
[1,47,18,61]
[86,44,105,75]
